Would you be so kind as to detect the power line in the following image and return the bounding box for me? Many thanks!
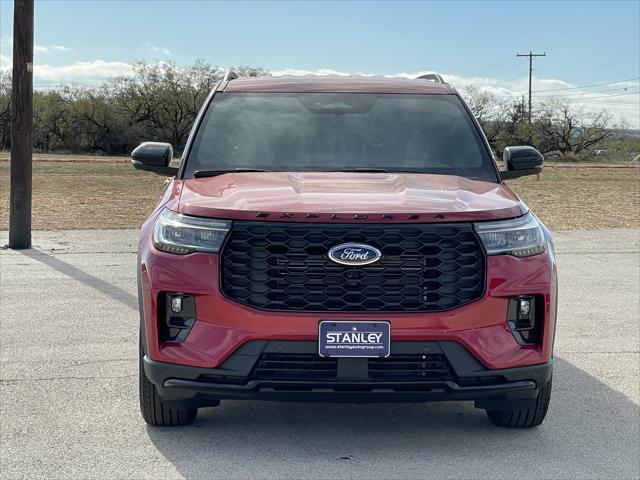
[540,91,640,100]
[533,60,638,75]
[532,85,640,98]
[492,94,639,106]
[473,55,518,76]
[547,91,640,101]
[502,69,530,84]
[494,58,526,81]
[531,77,640,93]
[560,100,639,106]
[498,86,640,99]
[569,102,639,106]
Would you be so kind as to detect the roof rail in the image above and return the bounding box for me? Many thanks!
[222,69,239,82]
[417,73,446,84]
[216,69,239,91]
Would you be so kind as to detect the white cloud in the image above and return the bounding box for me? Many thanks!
[0,53,10,71]
[151,45,171,55]
[32,43,72,54]
[271,68,351,77]
[1,37,70,54]
[50,45,72,53]
[0,57,136,84]
[34,60,134,84]
[141,42,171,56]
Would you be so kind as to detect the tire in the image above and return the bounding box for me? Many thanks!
[139,335,197,426]
[486,377,552,428]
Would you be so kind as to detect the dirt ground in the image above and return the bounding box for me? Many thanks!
[507,166,639,230]
[0,154,638,231]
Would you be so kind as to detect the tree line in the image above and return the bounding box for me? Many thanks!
[0,61,265,155]
[0,61,637,160]
[463,86,637,161]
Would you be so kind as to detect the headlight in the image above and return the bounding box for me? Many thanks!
[474,212,545,257]
[152,209,231,255]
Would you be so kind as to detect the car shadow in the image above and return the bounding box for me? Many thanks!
[146,357,639,479]
[19,248,138,310]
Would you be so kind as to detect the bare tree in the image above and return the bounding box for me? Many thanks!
[460,86,510,148]
[114,61,267,152]
[462,86,494,122]
[460,87,533,154]
[0,71,11,149]
[534,100,615,156]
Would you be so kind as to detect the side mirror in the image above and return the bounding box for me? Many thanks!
[500,146,544,180]
[131,142,178,176]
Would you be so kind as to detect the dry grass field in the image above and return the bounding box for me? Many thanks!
[508,166,639,230]
[0,153,638,231]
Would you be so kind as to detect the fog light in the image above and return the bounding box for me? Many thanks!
[170,296,183,313]
[507,296,541,345]
[159,294,196,343]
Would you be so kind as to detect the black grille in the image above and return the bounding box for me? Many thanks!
[253,353,338,381]
[368,354,453,381]
[221,222,485,312]
[251,353,454,382]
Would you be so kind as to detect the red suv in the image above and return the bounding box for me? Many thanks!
[133,73,556,428]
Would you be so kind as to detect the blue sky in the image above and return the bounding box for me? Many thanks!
[1,0,639,124]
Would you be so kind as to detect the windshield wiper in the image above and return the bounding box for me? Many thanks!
[340,168,391,173]
[337,168,431,174]
[193,168,271,178]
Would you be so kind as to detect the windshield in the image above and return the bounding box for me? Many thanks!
[185,92,497,181]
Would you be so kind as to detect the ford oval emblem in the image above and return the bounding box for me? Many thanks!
[327,243,383,266]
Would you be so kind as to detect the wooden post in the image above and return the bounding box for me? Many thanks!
[516,51,546,124]
[9,0,34,249]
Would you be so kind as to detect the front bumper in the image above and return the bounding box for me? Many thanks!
[138,214,557,372]
[144,340,553,409]
[139,252,557,371]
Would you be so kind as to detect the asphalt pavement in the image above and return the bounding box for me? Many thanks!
[0,229,638,480]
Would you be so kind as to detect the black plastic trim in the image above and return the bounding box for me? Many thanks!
[500,167,543,180]
[177,84,220,179]
[137,253,148,354]
[131,159,178,176]
[143,340,552,407]
[160,377,537,405]
[456,94,502,183]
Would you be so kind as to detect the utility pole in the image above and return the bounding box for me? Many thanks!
[9,0,34,249]
[516,51,546,123]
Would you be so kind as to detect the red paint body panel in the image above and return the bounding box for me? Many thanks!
[139,179,557,371]
[178,172,525,223]
[140,239,555,370]
[225,76,452,94]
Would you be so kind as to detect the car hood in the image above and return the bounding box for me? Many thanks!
[177,172,525,223]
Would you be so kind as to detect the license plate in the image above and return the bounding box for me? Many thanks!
[319,321,390,358]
